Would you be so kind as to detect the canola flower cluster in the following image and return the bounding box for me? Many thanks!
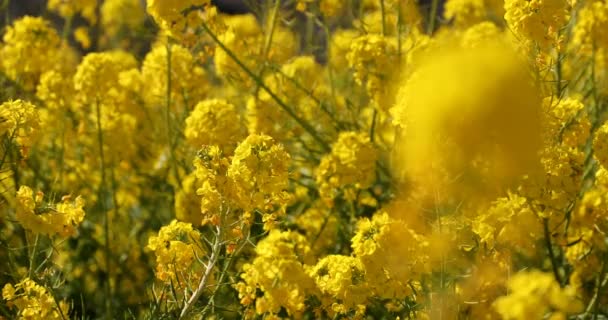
[1,0,608,319]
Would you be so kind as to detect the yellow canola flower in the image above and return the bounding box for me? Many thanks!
[316,132,377,201]
[1,16,61,88]
[543,96,590,148]
[15,186,86,238]
[247,55,335,141]
[146,220,205,288]
[101,0,145,38]
[2,278,69,320]
[74,27,91,49]
[504,0,570,48]
[460,22,503,48]
[320,0,346,17]
[214,14,297,87]
[47,0,97,23]
[228,134,292,229]
[391,43,541,194]
[493,270,583,319]
[175,172,205,225]
[360,0,424,32]
[307,255,369,317]
[347,34,399,108]
[193,145,232,226]
[235,230,315,318]
[295,203,338,257]
[184,99,244,151]
[518,144,585,214]
[351,211,430,299]
[571,1,608,55]
[36,70,75,111]
[594,122,608,169]
[329,29,359,70]
[472,193,542,256]
[74,50,138,103]
[444,0,487,28]
[0,100,41,158]
[141,43,208,109]
[146,0,210,40]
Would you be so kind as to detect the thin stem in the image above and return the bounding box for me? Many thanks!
[28,233,38,278]
[200,229,251,316]
[593,260,607,319]
[199,21,331,152]
[380,0,386,36]
[95,98,112,319]
[51,291,67,320]
[261,0,281,61]
[179,226,222,319]
[370,108,378,142]
[555,51,563,97]
[3,0,9,27]
[321,25,341,118]
[34,244,55,274]
[61,16,73,41]
[543,218,563,286]
[53,109,68,194]
[252,0,280,98]
[0,129,18,172]
[397,0,403,59]
[583,257,608,318]
[266,64,340,126]
[165,42,182,189]
[428,0,440,35]
[305,12,314,54]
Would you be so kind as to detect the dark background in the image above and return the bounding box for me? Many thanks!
[1,0,251,25]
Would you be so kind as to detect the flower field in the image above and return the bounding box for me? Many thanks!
[0,0,607,319]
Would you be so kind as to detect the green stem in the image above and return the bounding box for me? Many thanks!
[593,259,607,319]
[322,25,340,116]
[305,13,314,54]
[199,21,330,151]
[543,218,563,286]
[28,233,38,278]
[200,229,250,316]
[397,0,402,58]
[428,0,440,35]
[380,0,387,36]
[583,257,607,319]
[165,42,182,188]
[262,0,281,61]
[267,64,341,126]
[3,0,9,27]
[95,98,112,319]
[555,51,563,97]
[61,16,73,41]
[370,108,378,142]
[179,225,222,319]
[252,0,280,97]
[54,110,68,194]
[51,290,67,320]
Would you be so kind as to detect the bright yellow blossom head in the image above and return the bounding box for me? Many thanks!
[146,220,205,288]
[15,186,85,237]
[184,99,244,152]
[1,16,61,88]
[0,100,41,157]
[228,134,291,229]
[316,132,377,201]
[494,270,583,319]
[2,278,70,319]
[504,0,570,48]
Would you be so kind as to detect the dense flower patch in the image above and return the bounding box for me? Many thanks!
[1,0,607,319]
